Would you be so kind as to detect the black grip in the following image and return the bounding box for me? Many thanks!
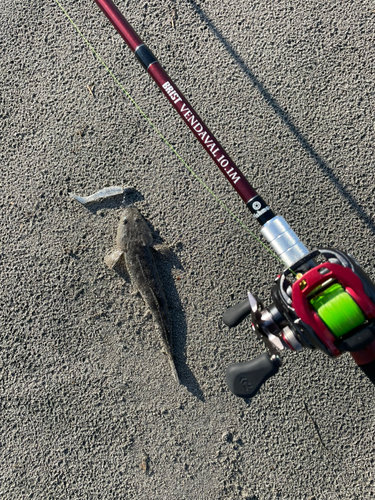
[223,298,251,327]
[226,353,280,398]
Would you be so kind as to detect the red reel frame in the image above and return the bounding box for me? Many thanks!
[292,262,375,357]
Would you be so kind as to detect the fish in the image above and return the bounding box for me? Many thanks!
[105,206,179,383]
[69,186,134,205]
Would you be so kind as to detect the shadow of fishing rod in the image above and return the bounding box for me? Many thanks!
[186,0,375,236]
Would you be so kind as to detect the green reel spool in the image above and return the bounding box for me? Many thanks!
[310,283,365,338]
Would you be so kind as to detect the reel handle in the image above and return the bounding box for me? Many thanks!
[226,353,281,398]
[222,298,251,327]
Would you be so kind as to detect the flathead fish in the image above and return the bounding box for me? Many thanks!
[105,207,179,383]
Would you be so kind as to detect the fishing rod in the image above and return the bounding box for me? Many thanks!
[93,0,375,397]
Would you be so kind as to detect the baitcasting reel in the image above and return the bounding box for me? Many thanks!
[224,248,375,398]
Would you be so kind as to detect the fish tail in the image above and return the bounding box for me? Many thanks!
[168,355,180,384]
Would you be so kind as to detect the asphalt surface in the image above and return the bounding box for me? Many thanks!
[1,0,374,499]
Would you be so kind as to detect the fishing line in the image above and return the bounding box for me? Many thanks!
[54,0,288,267]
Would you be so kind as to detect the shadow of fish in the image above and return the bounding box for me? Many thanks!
[105,206,179,383]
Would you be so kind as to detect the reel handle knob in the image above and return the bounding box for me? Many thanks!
[226,353,281,398]
[223,298,251,327]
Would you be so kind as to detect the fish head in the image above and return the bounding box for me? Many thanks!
[116,206,153,249]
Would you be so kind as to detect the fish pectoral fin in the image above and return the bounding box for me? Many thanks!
[104,249,125,270]
[151,243,172,258]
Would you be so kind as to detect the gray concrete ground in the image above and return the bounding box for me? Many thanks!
[1,0,374,498]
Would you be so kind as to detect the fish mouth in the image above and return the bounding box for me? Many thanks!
[120,206,144,226]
